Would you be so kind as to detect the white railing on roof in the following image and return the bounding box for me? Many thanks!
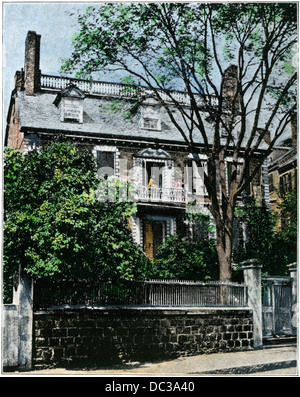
[40,74,217,107]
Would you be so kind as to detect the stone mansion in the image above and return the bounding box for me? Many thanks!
[5,31,279,259]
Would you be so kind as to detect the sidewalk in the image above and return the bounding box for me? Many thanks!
[4,343,298,376]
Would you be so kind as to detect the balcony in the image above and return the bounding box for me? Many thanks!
[135,185,187,203]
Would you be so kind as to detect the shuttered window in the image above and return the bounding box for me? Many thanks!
[279,173,292,197]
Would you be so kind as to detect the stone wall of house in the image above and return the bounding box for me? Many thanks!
[268,147,297,231]
[6,100,23,150]
[33,307,253,369]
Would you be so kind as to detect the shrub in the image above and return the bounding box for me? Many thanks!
[234,195,297,276]
[3,138,150,302]
[151,236,219,281]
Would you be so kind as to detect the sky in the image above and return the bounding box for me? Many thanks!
[2,2,100,126]
[1,1,296,142]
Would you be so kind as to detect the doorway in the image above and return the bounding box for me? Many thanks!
[143,161,164,188]
[143,221,165,260]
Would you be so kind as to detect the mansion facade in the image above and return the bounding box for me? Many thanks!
[5,31,273,259]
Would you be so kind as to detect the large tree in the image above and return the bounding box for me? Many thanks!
[62,3,297,280]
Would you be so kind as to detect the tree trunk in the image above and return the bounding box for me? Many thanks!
[214,204,235,281]
[216,230,232,281]
[206,153,236,282]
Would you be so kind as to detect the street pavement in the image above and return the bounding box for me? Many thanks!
[3,342,298,377]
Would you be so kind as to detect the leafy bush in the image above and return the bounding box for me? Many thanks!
[3,138,150,302]
[234,197,276,267]
[234,195,297,275]
[268,191,297,274]
[151,236,219,281]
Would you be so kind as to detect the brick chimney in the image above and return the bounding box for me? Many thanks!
[24,31,41,95]
[223,65,240,111]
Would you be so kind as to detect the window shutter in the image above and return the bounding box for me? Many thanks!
[288,173,292,192]
[269,174,274,192]
[279,176,284,196]
[185,159,207,196]
[144,223,154,260]
[193,160,207,196]
[193,161,202,195]
[186,159,194,193]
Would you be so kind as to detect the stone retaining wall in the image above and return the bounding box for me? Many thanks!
[34,307,253,369]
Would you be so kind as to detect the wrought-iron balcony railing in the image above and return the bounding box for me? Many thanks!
[135,185,187,203]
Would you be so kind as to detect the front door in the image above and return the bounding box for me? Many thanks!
[144,222,165,260]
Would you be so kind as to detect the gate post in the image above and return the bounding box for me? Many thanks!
[288,262,297,335]
[240,259,263,349]
[13,271,34,371]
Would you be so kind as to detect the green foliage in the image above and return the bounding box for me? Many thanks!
[4,138,150,302]
[273,190,297,269]
[280,190,297,228]
[61,2,296,98]
[234,195,297,276]
[61,3,209,88]
[234,198,276,269]
[185,202,216,236]
[60,2,297,282]
[151,236,218,281]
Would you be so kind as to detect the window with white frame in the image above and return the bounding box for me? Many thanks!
[92,146,118,179]
[54,86,85,123]
[62,98,83,123]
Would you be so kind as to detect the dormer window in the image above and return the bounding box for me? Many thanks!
[62,98,82,122]
[141,102,161,131]
[53,85,85,123]
[142,117,160,130]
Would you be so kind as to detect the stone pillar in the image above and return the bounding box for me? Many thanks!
[13,272,34,370]
[240,259,263,349]
[2,305,19,370]
[288,262,297,335]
